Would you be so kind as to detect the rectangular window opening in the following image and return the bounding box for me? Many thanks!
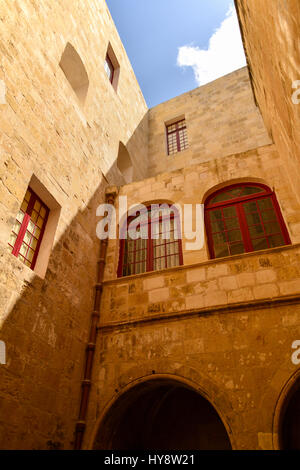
[104,54,114,84]
[9,188,49,270]
[8,176,61,278]
[166,118,188,155]
[104,43,120,92]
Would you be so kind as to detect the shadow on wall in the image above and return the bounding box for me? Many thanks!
[108,114,149,186]
[0,113,147,450]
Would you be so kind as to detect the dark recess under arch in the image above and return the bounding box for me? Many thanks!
[93,378,232,450]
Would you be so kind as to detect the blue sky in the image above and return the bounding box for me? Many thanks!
[106,0,246,108]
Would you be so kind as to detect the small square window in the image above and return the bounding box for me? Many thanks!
[166,119,188,155]
[104,54,114,84]
[104,43,120,92]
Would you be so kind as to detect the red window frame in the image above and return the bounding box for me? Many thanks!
[166,119,188,155]
[104,53,114,84]
[118,205,183,277]
[205,183,291,259]
[8,188,49,270]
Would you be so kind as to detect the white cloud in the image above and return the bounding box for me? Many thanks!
[177,4,246,86]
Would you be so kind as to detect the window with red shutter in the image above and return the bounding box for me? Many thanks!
[118,205,183,277]
[166,119,188,155]
[8,188,49,270]
[205,183,291,259]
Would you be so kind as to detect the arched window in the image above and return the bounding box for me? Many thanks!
[205,183,291,259]
[118,204,183,277]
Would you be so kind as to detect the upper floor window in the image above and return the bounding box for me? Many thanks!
[104,43,120,92]
[166,119,188,155]
[205,183,291,259]
[104,53,114,84]
[118,204,183,277]
[8,188,49,270]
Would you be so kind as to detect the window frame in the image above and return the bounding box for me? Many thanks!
[9,188,49,270]
[166,119,188,156]
[118,205,183,277]
[104,53,114,84]
[205,183,291,259]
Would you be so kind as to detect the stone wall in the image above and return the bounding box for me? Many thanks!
[0,0,299,451]
[92,56,300,448]
[101,243,300,326]
[86,297,300,450]
[0,0,148,449]
[147,67,272,177]
[93,138,300,449]
[235,0,300,201]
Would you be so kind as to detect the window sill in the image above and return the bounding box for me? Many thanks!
[167,147,189,158]
[105,243,298,285]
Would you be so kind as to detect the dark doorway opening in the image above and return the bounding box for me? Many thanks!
[280,380,300,449]
[93,379,231,450]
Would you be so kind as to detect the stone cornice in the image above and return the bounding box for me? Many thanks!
[98,293,300,332]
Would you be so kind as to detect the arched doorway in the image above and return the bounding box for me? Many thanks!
[93,378,232,450]
[279,378,300,449]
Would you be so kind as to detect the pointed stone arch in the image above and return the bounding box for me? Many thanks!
[117,142,133,184]
[59,42,89,105]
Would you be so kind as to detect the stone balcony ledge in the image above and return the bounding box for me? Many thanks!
[100,243,300,326]
[103,243,300,285]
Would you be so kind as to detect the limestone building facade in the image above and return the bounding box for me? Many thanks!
[0,0,299,450]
